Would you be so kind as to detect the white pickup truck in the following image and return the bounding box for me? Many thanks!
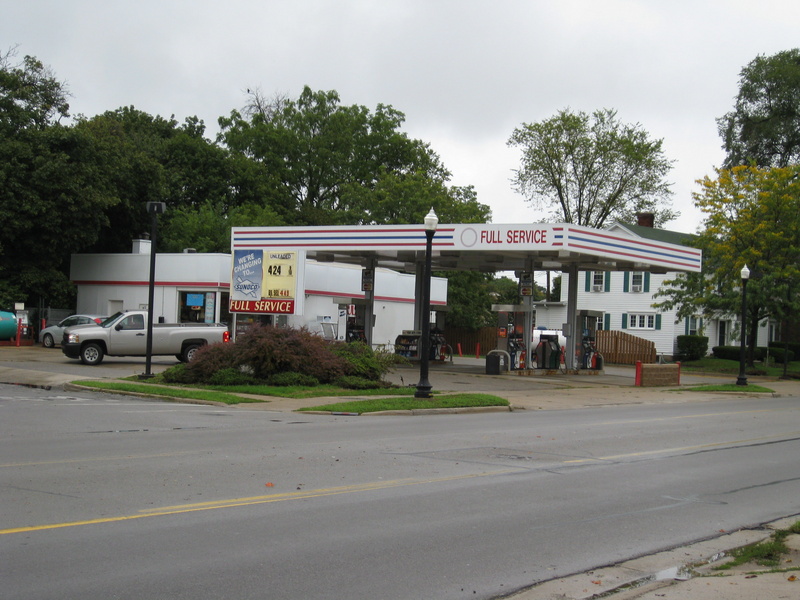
[62,310,230,365]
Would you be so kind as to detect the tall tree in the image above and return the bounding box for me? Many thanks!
[0,51,114,308]
[508,108,676,228]
[75,107,273,254]
[219,86,462,226]
[0,49,69,135]
[654,165,800,362]
[718,49,800,168]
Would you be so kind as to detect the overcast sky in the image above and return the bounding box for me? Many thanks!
[4,1,799,234]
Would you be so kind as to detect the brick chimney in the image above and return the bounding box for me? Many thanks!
[636,212,655,228]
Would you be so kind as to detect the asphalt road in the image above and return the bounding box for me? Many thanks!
[3,383,800,599]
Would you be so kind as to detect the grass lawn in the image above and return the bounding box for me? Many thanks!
[680,356,800,379]
[72,379,509,412]
[297,393,510,414]
[71,380,259,404]
[679,383,775,393]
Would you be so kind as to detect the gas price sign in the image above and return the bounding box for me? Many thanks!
[230,250,305,315]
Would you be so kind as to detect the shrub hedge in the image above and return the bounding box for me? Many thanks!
[712,345,795,363]
[160,324,397,386]
[676,335,708,361]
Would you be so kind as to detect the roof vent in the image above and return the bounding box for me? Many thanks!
[183,248,197,253]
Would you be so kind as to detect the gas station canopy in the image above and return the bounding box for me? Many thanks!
[232,222,702,275]
[231,222,701,370]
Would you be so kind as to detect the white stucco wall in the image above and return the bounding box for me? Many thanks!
[70,250,446,348]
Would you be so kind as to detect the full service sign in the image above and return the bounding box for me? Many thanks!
[230,249,304,314]
[453,225,556,249]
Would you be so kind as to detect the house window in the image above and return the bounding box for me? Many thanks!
[629,313,656,329]
[592,271,605,292]
[585,271,610,293]
[687,316,699,335]
[631,272,643,292]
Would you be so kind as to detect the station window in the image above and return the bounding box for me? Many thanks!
[180,291,217,323]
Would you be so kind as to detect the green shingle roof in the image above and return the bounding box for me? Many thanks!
[613,222,697,246]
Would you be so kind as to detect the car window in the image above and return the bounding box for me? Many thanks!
[78,317,91,325]
[61,317,79,327]
[120,315,144,330]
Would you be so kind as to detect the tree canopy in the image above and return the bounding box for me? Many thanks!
[0,54,490,311]
[717,49,800,168]
[654,165,800,360]
[219,86,489,227]
[0,50,115,308]
[508,108,676,228]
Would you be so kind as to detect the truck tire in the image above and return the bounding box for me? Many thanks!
[181,344,202,363]
[80,343,104,366]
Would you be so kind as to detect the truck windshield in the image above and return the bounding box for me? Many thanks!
[101,312,124,328]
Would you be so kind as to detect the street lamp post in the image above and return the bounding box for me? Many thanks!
[736,264,750,386]
[140,201,166,380]
[415,208,438,399]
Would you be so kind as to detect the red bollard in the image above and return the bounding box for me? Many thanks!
[457,342,463,357]
[634,360,642,386]
[476,342,480,359]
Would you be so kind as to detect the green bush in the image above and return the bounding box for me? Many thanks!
[676,335,708,361]
[713,345,748,360]
[160,363,196,384]
[267,372,319,387]
[769,340,800,357]
[208,367,260,386]
[330,341,398,381]
[763,346,795,364]
[712,345,794,363]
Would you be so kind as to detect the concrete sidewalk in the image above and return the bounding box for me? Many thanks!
[3,347,800,599]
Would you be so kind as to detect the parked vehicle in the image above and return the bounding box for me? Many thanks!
[61,310,230,365]
[39,314,107,348]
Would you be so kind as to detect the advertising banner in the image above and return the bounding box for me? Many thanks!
[229,249,305,315]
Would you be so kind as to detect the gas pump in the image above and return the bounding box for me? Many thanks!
[495,308,527,370]
[578,310,604,370]
[534,333,562,369]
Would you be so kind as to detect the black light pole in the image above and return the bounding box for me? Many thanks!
[415,208,438,399]
[141,201,166,379]
[736,264,750,386]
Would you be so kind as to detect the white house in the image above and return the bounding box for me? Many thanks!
[69,240,447,349]
[532,218,773,358]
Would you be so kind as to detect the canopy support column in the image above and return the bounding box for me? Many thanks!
[565,264,579,371]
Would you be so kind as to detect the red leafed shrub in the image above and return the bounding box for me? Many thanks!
[185,324,349,384]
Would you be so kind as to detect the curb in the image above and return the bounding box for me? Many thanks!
[302,406,513,416]
[63,382,229,407]
[506,515,800,600]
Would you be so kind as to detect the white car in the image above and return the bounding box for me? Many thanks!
[39,315,106,348]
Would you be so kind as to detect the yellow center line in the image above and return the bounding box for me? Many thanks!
[0,470,515,536]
